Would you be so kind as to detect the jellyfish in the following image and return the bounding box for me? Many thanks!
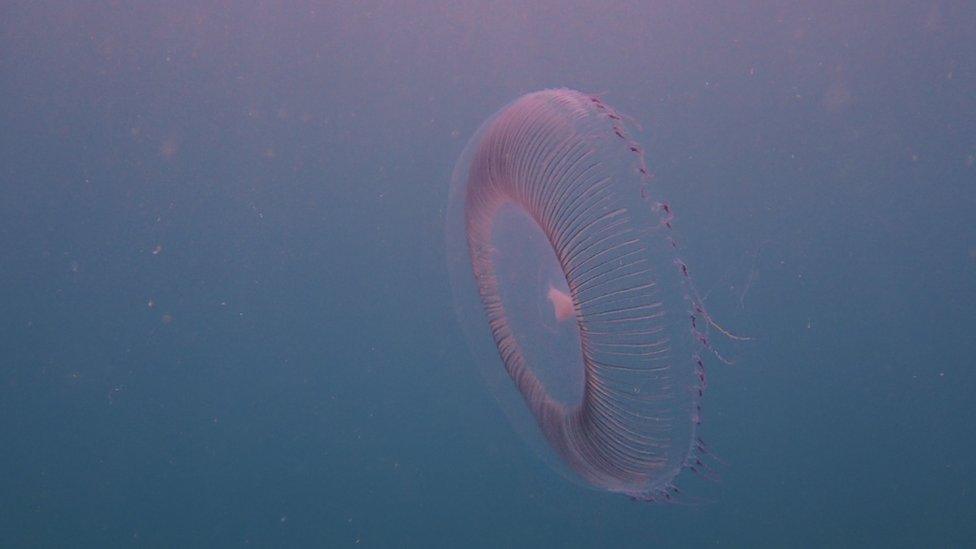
[447,89,711,500]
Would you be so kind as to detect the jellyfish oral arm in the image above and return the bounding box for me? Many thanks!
[547,284,575,322]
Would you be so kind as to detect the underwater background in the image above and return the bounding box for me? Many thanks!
[1,2,973,546]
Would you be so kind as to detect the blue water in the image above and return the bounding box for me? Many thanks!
[1,2,973,546]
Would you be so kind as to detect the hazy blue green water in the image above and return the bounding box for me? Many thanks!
[2,2,974,546]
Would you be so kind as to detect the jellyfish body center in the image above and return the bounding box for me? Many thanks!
[490,203,585,407]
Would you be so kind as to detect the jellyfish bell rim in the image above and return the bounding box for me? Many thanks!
[447,94,589,486]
